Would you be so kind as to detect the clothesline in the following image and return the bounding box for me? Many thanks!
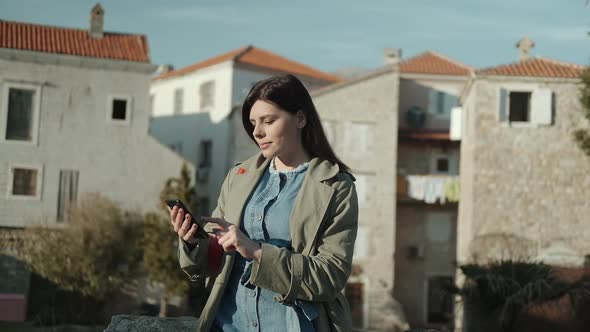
[405,175,460,204]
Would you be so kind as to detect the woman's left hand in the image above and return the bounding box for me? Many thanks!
[201,217,262,262]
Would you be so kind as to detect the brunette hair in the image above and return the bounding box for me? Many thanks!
[242,74,349,172]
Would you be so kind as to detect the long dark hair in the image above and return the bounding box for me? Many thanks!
[241,74,350,172]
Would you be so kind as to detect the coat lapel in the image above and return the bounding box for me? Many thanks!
[290,158,340,255]
[225,153,270,226]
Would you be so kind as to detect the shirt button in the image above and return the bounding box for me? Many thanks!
[252,321,258,327]
[257,215,262,221]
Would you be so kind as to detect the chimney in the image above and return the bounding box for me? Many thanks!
[89,3,104,39]
[156,64,175,75]
[516,37,534,62]
[384,48,402,66]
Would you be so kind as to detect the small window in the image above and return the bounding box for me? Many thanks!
[10,166,41,198]
[199,81,215,110]
[57,170,79,222]
[174,88,184,114]
[112,99,127,120]
[149,94,155,117]
[436,91,445,115]
[509,91,531,122]
[436,158,449,173]
[427,276,454,324]
[6,88,35,141]
[199,140,212,168]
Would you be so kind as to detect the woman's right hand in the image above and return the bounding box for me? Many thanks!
[169,205,199,245]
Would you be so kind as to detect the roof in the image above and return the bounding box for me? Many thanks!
[400,51,473,76]
[154,45,342,82]
[477,57,585,79]
[0,20,150,63]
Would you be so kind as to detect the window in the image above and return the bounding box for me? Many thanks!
[199,140,212,168]
[8,165,42,199]
[427,276,454,324]
[323,120,336,146]
[436,157,449,173]
[345,282,365,329]
[107,95,132,125]
[349,122,374,154]
[428,89,458,116]
[174,88,184,114]
[112,99,128,120]
[431,153,452,174]
[6,88,35,140]
[354,174,368,204]
[199,81,215,110]
[57,170,79,222]
[509,91,531,122]
[149,94,155,117]
[3,84,41,144]
[499,88,553,126]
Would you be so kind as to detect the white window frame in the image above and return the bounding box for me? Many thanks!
[1,82,42,146]
[7,163,44,200]
[106,94,133,126]
[199,80,215,112]
[348,121,375,155]
[498,84,552,128]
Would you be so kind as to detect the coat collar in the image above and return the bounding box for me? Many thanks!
[240,152,341,183]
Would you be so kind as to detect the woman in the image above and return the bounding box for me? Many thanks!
[170,74,358,332]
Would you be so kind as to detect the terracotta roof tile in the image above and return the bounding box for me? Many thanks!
[154,45,342,82]
[0,20,150,63]
[477,57,585,79]
[400,51,473,76]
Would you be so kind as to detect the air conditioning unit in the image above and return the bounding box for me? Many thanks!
[196,167,210,183]
[407,245,425,259]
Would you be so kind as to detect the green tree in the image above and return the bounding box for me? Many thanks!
[22,193,143,300]
[143,162,197,317]
[574,68,590,156]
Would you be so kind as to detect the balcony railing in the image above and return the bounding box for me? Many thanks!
[397,174,460,204]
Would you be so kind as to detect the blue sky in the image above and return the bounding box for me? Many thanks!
[1,0,589,72]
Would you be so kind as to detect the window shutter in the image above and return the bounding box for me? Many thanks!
[450,106,462,140]
[428,89,438,114]
[499,88,508,122]
[530,88,552,126]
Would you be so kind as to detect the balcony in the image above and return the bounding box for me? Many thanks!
[397,174,460,204]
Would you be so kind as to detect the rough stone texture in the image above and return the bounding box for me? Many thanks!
[459,77,590,261]
[0,53,193,228]
[456,76,589,330]
[104,315,198,332]
[313,68,401,331]
[394,204,457,329]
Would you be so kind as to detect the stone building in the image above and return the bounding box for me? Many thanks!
[0,5,193,321]
[455,38,588,331]
[394,51,470,330]
[149,46,340,216]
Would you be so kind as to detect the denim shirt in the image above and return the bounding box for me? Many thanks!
[212,159,317,332]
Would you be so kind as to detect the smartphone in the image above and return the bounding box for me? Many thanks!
[166,199,209,239]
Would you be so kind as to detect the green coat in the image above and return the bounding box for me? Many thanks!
[178,153,359,331]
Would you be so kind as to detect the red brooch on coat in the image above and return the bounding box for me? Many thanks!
[237,167,247,175]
